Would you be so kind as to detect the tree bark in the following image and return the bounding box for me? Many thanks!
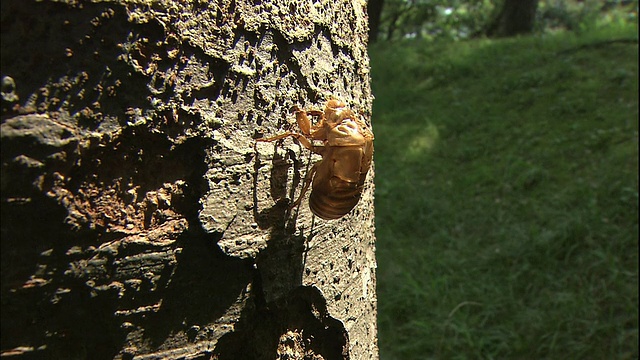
[485,0,539,37]
[1,1,377,359]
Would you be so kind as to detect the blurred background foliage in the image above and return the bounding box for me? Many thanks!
[369,0,639,42]
[368,0,638,359]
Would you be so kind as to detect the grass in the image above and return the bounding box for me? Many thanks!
[370,24,638,359]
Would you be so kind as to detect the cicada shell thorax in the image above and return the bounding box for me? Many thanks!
[322,99,355,129]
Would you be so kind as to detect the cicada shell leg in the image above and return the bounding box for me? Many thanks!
[295,106,326,137]
[289,162,318,211]
[256,131,316,153]
[293,106,313,135]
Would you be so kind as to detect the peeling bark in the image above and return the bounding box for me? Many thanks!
[1,1,377,359]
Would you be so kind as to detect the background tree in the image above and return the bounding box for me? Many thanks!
[1,0,377,359]
[368,0,385,43]
[485,0,540,37]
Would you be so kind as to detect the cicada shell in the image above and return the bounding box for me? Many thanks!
[257,99,374,220]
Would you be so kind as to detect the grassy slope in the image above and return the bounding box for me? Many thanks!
[370,25,638,359]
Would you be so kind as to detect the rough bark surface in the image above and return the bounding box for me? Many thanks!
[1,1,377,359]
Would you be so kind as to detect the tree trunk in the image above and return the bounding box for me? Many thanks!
[1,1,377,359]
[367,0,384,43]
[485,0,539,37]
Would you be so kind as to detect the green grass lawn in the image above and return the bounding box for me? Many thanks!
[370,25,638,359]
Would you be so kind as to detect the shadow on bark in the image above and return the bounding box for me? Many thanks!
[1,120,255,358]
[0,1,157,125]
[0,193,127,360]
[213,285,349,360]
[139,228,254,348]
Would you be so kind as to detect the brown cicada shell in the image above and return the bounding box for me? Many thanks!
[257,99,374,220]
